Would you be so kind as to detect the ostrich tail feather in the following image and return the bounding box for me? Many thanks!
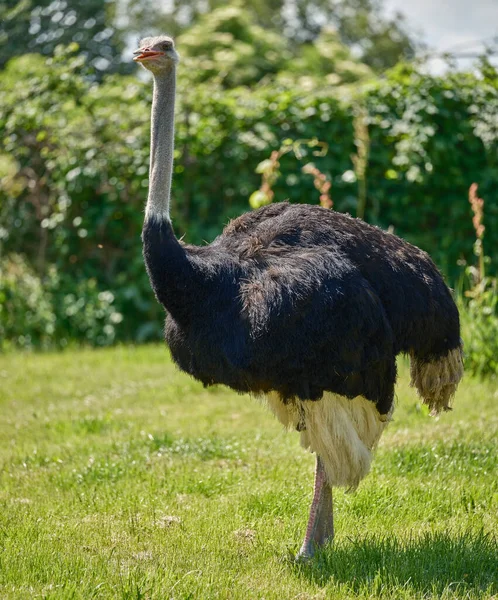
[410,345,464,415]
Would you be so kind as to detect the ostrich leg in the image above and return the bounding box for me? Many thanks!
[296,455,334,560]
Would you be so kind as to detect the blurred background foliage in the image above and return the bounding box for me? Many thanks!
[0,0,497,372]
[0,0,130,76]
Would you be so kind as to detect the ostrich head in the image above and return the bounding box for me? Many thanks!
[133,35,179,73]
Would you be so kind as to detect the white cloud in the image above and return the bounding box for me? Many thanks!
[384,0,498,72]
[384,0,498,49]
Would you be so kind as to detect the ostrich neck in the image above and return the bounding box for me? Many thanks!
[142,63,200,325]
[146,66,176,222]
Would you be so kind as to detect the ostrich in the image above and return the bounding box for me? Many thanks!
[133,36,463,559]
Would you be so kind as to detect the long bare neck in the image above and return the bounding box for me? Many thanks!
[142,62,200,324]
[146,65,176,222]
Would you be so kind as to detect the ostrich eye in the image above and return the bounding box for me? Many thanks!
[161,42,172,50]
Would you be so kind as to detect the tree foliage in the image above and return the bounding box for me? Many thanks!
[177,6,290,87]
[0,0,128,75]
[124,0,417,72]
[175,6,372,88]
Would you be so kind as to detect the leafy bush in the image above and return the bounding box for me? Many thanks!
[0,255,123,350]
[457,184,498,378]
[0,255,55,350]
[458,277,498,378]
[363,61,498,279]
[50,274,124,348]
[0,48,497,348]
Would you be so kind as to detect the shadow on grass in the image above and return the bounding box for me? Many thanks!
[293,530,497,596]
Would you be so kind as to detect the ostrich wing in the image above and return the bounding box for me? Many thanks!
[166,239,396,416]
[237,246,396,415]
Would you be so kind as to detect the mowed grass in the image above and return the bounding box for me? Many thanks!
[0,346,496,599]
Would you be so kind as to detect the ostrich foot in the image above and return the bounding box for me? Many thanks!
[296,455,334,560]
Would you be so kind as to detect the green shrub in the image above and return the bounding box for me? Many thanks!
[456,182,498,378]
[0,255,55,350]
[458,277,498,378]
[0,50,497,348]
[0,255,123,349]
[363,62,498,279]
[50,274,124,348]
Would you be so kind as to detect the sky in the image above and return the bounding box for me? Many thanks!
[383,0,498,72]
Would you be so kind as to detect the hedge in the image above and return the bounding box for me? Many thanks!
[1,49,497,346]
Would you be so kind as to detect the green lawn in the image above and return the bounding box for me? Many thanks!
[0,345,496,599]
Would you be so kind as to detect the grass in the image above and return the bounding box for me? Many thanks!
[0,345,496,599]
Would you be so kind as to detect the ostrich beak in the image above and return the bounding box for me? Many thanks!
[133,49,165,62]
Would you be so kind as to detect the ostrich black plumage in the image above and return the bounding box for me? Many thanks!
[134,37,463,559]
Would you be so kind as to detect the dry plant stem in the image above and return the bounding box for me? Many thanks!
[255,139,332,208]
[296,455,334,560]
[468,183,485,283]
[352,107,370,220]
[302,163,333,208]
